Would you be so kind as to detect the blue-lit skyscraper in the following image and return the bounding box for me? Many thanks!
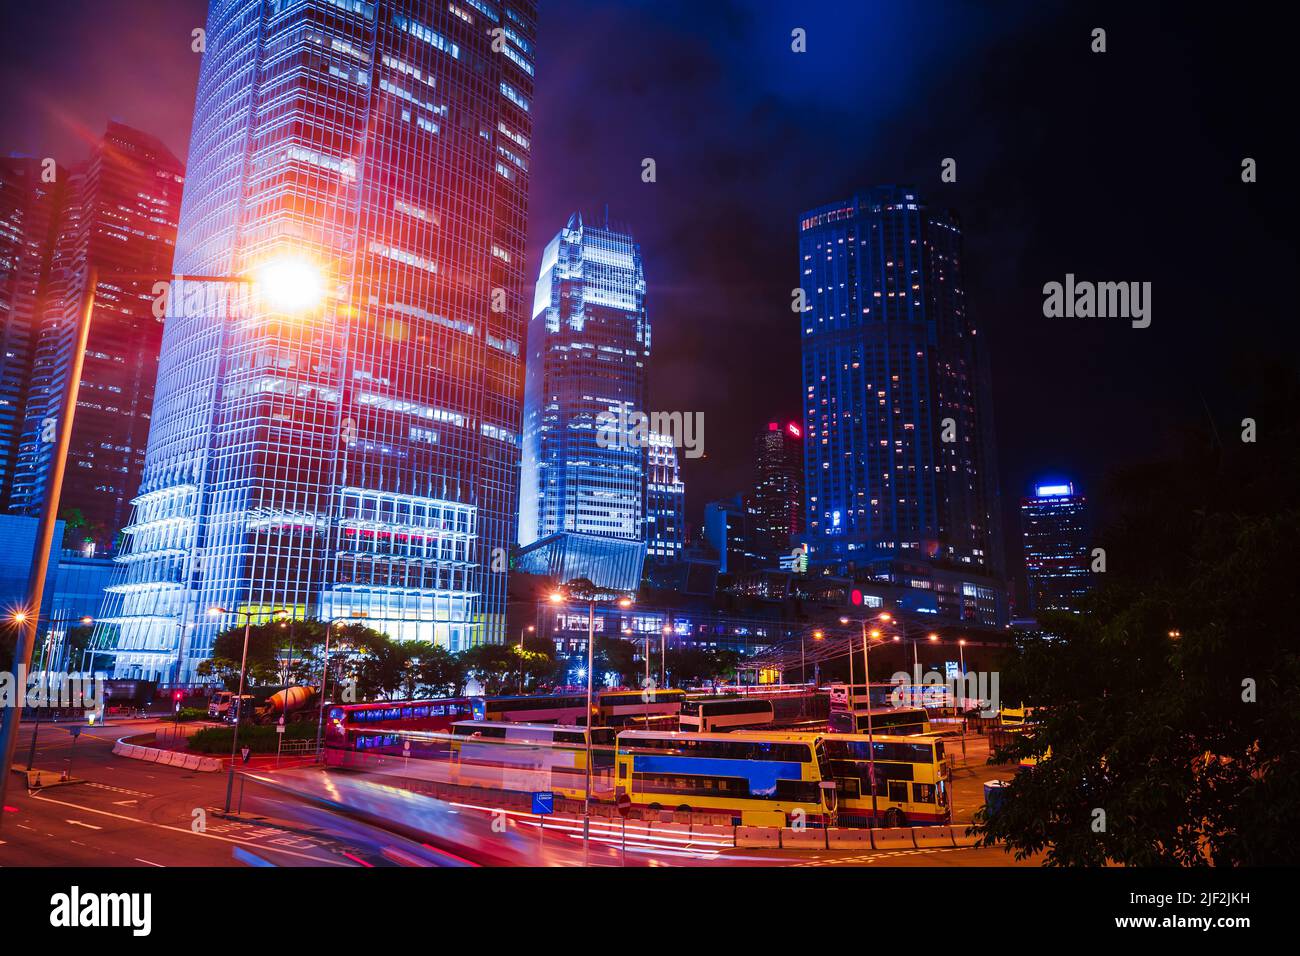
[517,213,650,590]
[1021,481,1091,613]
[799,186,1004,618]
[100,0,537,679]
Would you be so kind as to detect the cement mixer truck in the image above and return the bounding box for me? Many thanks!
[215,685,318,724]
[253,685,319,725]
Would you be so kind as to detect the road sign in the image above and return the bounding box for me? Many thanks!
[240,746,251,764]
[67,725,81,739]
[615,789,632,818]
[531,791,554,815]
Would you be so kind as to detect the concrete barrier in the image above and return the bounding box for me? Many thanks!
[690,824,735,842]
[781,827,828,849]
[951,824,979,847]
[735,826,780,848]
[650,821,692,838]
[913,826,957,849]
[871,827,917,850]
[827,827,872,848]
[112,735,221,772]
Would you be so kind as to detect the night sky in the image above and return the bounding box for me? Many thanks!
[3,1,1295,591]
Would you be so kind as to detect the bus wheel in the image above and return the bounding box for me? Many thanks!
[884,808,905,828]
[675,804,692,815]
[648,803,662,813]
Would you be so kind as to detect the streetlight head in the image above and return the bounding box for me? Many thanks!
[526,625,535,633]
[258,257,324,312]
[11,610,28,625]
[548,591,565,604]
[80,616,93,625]
[892,635,901,642]
[617,596,633,608]
[869,629,882,639]
[958,638,966,646]
[207,606,227,616]
[928,633,939,642]
[812,630,824,640]
[877,612,892,622]
[838,616,849,625]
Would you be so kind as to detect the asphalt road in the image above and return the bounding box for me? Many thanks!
[1,718,1041,867]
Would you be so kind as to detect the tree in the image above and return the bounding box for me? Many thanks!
[460,643,520,696]
[973,364,1300,866]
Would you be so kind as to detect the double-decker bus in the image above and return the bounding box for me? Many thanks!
[820,733,950,827]
[828,707,929,736]
[323,698,475,751]
[678,697,774,733]
[471,693,590,725]
[597,688,685,727]
[614,730,834,827]
[449,721,615,797]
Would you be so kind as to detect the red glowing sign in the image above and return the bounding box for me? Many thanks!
[787,423,802,438]
[851,589,863,606]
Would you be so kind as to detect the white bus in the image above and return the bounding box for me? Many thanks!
[678,697,775,732]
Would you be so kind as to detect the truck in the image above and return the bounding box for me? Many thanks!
[211,685,318,724]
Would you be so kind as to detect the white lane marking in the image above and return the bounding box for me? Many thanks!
[66,820,103,830]
[113,800,138,806]
[31,793,347,866]
[135,858,165,867]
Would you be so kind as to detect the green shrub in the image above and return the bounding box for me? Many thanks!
[186,722,318,754]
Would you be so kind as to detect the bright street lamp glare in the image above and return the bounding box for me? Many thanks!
[870,629,882,639]
[838,616,849,625]
[548,591,565,603]
[258,258,323,312]
[207,606,226,616]
[928,633,939,641]
[618,597,633,608]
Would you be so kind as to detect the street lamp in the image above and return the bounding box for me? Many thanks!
[0,261,325,826]
[839,614,889,825]
[209,605,287,814]
[518,624,535,694]
[550,581,633,865]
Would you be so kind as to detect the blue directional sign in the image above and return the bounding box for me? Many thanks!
[531,791,554,815]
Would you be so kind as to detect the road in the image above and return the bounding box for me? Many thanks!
[1,719,1041,867]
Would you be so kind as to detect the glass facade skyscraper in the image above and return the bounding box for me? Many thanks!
[1021,481,1091,613]
[7,126,184,556]
[518,212,649,549]
[0,156,64,513]
[799,186,1003,589]
[750,420,803,566]
[645,429,684,563]
[100,0,537,679]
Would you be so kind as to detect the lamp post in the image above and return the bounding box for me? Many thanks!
[840,615,888,825]
[317,613,366,758]
[550,582,633,866]
[518,625,534,694]
[211,605,287,813]
[0,261,325,827]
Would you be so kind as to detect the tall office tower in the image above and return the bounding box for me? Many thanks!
[518,213,648,560]
[0,157,65,512]
[101,0,537,680]
[645,430,684,563]
[750,420,803,565]
[1021,481,1091,613]
[8,125,183,556]
[799,186,1003,598]
[703,494,756,576]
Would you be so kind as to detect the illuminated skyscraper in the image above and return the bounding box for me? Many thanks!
[1021,481,1091,613]
[7,126,183,554]
[517,213,650,590]
[645,430,684,563]
[0,156,64,512]
[799,186,1004,617]
[750,420,803,565]
[100,0,537,679]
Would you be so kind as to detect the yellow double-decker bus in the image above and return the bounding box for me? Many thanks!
[732,730,951,828]
[614,730,834,827]
[821,733,951,827]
